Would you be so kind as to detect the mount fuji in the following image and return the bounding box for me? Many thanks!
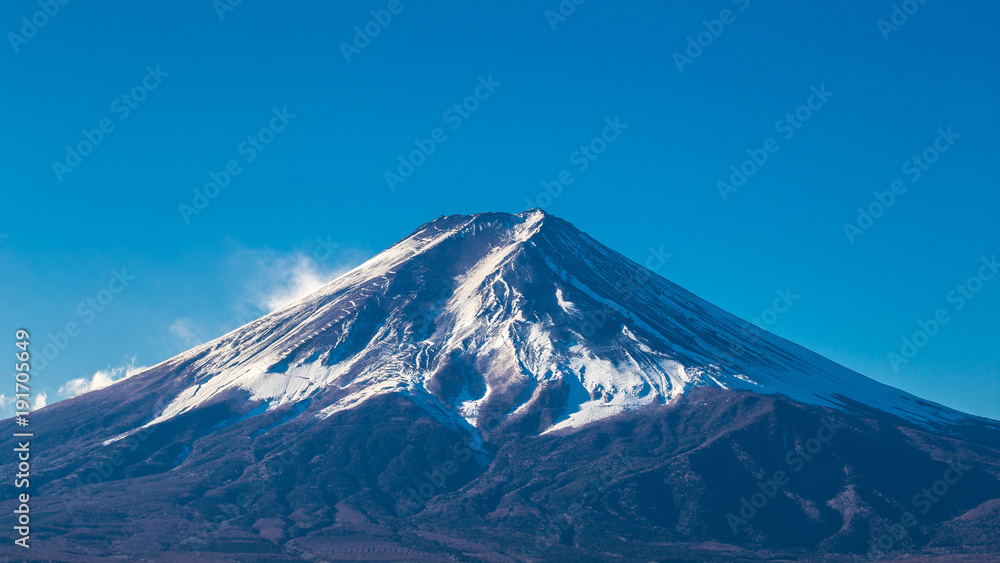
[3,210,999,562]
[108,209,972,436]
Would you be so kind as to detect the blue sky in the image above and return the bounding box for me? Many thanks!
[1,0,997,419]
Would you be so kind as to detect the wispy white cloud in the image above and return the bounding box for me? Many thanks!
[153,240,369,364]
[0,390,49,419]
[233,244,366,315]
[262,253,332,311]
[58,358,148,399]
[169,318,202,347]
[0,395,14,419]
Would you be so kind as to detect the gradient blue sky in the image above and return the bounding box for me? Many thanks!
[2,1,998,418]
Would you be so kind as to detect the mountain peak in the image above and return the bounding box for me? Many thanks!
[417,208,554,236]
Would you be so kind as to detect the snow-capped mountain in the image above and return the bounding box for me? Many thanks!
[5,210,1000,562]
[129,209,965,440]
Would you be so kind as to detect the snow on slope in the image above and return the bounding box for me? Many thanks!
[116,209,969,441]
